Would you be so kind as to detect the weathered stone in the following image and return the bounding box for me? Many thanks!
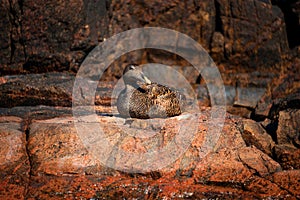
[277,109,300,146]
[238,147,281,177]
[0,73,74,108]
[0,0,111,75]
[28,117,112,176]
[0,105,73,120]
[234,87,266,109]
[0,0,294,91]
[227,106,252,119]
[194,146,286,198]
[0,106,296,198]
[243,176,288,198]
[242,119,275,156]
[211,32,225,61]
[224,86,236,105]
[272,0,300,48]
[216,0,288,71]
[274,144,300,170]
[196,85,210,107]
[254,59,300,120]
[269,170,300,198]
[0,0,299,198]
[25,174,283,199]
[194,148,252,185]
[0,116,29,200]
[0,73,118,108]
[255,99,273,120]
[269,93,300,119]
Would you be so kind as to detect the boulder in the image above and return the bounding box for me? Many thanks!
[0,116,30,200]
[0,106,295,198]
[242,119,275,156]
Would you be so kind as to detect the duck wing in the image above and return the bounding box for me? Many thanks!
[123,83,183,119]
[146,83,182,117]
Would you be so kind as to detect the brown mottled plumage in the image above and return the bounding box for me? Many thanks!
[117,64,183,119]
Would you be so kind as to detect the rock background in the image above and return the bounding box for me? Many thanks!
[1,0,299,79]
[0,0,300,199]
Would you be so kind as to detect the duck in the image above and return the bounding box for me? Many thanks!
[117,64,184,119]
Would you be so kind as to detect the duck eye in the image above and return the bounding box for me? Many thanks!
[129,65,135,70]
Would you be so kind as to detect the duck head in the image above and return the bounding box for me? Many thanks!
[123,64,151,87]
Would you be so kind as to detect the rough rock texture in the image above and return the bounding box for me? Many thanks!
[0,0,100,74]
[0,73,74,107]
[0,116,30,200]
[277,109,300,146]
[0,73,116,108]
[0,0,300,198]
[0,72,267,112]
[272,0,300,48]
[255,58,300,120]
[242,119,275,156]
[269,170,300,198]
[274,144,300,170]
[1,107,299,199]
[0,0,296,85]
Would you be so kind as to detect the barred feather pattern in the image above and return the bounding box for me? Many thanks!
[117,83,183,119]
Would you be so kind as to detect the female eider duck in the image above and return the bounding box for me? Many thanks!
[117,64,183,119]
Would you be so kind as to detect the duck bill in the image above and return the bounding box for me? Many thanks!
[142,74,152,84]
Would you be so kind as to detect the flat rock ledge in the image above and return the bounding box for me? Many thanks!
[0,106,299,199]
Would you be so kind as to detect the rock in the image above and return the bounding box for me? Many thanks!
[242,119,275,156]
[226,106,252,119]
[269,170,300,198]
[274,144,300,170]
[0,0,110,74]
[238,146,281,177]
[0,0,294,90]
[254,97,273,120]
[243,176,287,198]
[255,60,300,120]
[272,0,300,48]
[194,146,285,198]
[211,32,225,61]
[277,109,300,146]
[196,85,210,106]
[234,87,266,109]
[196,85,236,107]
[194,83,266,119]
[224,86,236,105]
[0,106,73,120]
[0,73,117,108]
[0,116,30,200]
[28,117,108,176]
[0,73,74,108]
[0,0,299,197]
[269,93,300,119]
[259,0,271,4]
[194,148,254,187]
[0,105,297,198]
[216,0,288,71]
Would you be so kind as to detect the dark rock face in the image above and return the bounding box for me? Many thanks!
[272,0,300,48]
[215,0,288,71]
[0,0,294,83]
[0,73,74,107]
[0,73,116,108]
[274,144,300,170]
[277,109,300,146]
[0,0,106,74]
